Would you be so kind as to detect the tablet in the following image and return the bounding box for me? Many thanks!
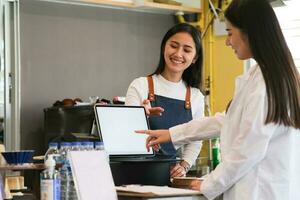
[94,104,154,157]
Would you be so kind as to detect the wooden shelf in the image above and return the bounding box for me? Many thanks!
[0,163,45,171]
[41,0,202,14]
[70,0,135,8]
[141,1,202,14]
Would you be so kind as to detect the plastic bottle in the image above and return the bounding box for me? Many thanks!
[40,155,61,200]
[94,141,110,162]
[56,142,71,168]
[59,142,76,200]
[44,142,59,163]
[212,138,221,169]
[94,141,104,151]
[66,143,77,200]
[71,141,81,151]
[86,141,94,150]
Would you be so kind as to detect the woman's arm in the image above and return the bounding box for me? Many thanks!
[178,90,204,168]
[170,112,225,145]
[180,141,202,167]
[125,78,145,106]
[136,112,225,150]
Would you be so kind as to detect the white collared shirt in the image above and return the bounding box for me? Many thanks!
[170,65,300,200]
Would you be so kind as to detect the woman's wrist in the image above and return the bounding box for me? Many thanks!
[180,161,191,172]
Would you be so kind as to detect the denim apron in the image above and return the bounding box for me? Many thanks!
[147,76,192,157]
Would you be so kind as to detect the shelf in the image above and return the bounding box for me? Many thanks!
[141,1,202,14]
[39,0,202,14]
[0,163,45,171]
[71,0,135,8]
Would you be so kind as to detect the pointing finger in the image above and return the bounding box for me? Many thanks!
[135,130,150,135]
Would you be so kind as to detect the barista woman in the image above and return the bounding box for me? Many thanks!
[125,23,204,177]
[137,0,300,199]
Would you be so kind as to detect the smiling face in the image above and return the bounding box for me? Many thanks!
[225,20,252,60]
[163,32,197,77]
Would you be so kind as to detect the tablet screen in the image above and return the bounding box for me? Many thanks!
[94,105,153,156]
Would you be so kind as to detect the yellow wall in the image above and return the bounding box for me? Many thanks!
[211,36,243,113]
[201,0,244,114]
[195,0,244,169]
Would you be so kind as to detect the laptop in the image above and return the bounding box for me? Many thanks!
[94,104,179,186]
[94,104,155,160]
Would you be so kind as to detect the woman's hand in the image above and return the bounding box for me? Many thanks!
[142,99,164,116]
[135,129,171,151]
[170,161,190,177]
[188,179,202,191]
[146,136,160,152]
[172,177,202,191]
[170,163,187,178]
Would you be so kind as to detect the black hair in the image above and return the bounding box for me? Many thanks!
[225,0,300,129]
[152,23,203,89]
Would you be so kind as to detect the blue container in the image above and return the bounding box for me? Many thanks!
[1,150,34,165]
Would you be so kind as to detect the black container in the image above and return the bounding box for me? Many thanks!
[110,159,176,186]
[44,105,95,147]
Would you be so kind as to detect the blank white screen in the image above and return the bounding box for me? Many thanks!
[95,106,153,156]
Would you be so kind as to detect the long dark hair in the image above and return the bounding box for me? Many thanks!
[225,0,300,129]
[152,23,203,89]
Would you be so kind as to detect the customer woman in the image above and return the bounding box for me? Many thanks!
[137,0,300,199]
[125,23,204,178]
